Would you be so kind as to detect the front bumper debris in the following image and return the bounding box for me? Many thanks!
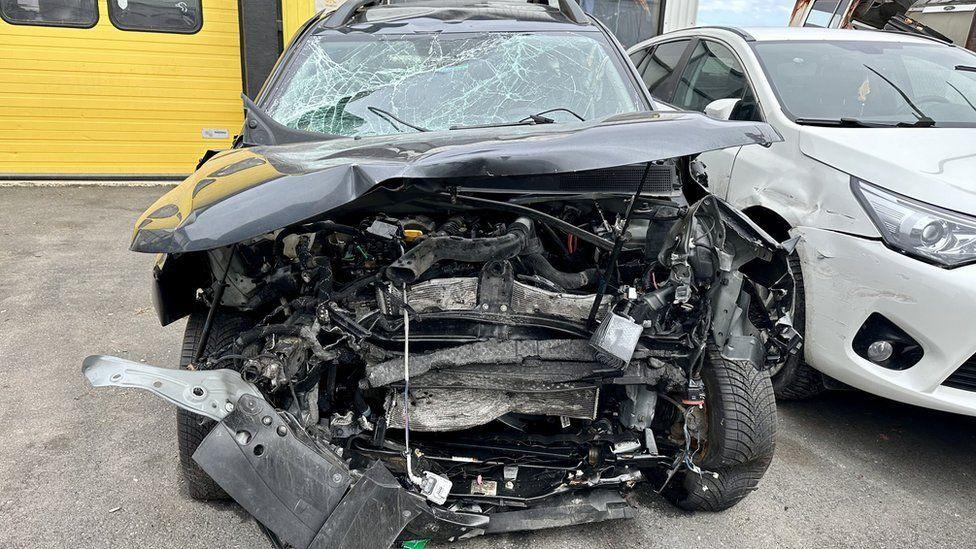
[82,355,261,421]
[83,357,636,547]
[195,392,425,549]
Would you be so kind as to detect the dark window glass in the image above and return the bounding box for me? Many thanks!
[108,0,201,34]
[672,41,758,119]
[640,40,690,98]
[584,0,663,48]
[629,48,647,68]
[0,0,97,28]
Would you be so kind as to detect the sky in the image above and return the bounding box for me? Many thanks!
[697,0,795,27]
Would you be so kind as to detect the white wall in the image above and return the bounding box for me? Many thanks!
[662,0,699,32]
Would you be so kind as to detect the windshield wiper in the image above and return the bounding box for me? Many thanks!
[794,117,898,127]
[519,108,587,124]
[946,81,976,113]
[863,64,936,127]
[450,108,587,131]
[367,106,429,133]
[956,65,976,74]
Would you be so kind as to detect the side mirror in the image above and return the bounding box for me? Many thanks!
[704,98,742,121]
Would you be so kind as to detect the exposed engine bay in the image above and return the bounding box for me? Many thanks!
[82,112,797,548]
[86,184,797,547]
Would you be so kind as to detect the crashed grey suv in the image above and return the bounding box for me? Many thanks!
[83,1,798,547]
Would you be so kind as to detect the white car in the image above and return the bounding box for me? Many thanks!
[629,27,976,416]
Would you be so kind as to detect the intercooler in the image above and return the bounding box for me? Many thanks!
[377,277,610,322]
[370,339,606,432]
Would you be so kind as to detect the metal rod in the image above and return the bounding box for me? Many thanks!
[193,244,237,363]
[402,282,423,486]
[586,162,654,329]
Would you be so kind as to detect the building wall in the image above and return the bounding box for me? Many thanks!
[662,0,699,33]
[283,0,319,45]
[0,0,246,177]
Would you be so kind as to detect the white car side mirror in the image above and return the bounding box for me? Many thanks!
[704,98,741,121]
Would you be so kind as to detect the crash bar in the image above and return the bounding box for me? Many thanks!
[322,0,588,28]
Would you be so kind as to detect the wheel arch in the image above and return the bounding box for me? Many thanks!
[741,205,793,243]
[152,251,210,326]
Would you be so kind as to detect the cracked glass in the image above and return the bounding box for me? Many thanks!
[265,32,642,138]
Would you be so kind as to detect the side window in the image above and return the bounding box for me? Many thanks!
[629,49,648,69]
[0,0,97,28]
[672,40,761,121]
[108,0,202,34]
[640,40,691,99]
[803,0,851,28]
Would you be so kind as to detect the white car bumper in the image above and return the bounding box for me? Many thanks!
[795,226,976,416]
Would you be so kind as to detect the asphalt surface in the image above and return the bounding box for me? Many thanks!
[2,186,975,549]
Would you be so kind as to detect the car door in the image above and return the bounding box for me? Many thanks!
[668,39,763,199]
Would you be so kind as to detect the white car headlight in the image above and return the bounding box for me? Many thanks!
[852,178,976,268]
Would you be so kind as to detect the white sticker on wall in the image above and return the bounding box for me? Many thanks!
[202,128,230,139]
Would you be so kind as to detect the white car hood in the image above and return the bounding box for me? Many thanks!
[798,127,976,214]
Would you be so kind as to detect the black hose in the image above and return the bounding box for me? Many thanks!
[521,254,596,290]
[235,324,303,351]
[387,217,534,284]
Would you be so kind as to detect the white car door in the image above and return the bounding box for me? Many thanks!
[666,39,764,199]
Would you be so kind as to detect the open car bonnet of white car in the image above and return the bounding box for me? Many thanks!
[798,127,976,213]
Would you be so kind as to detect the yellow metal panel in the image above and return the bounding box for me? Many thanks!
[0,0,244,176]
[281,0,318,44]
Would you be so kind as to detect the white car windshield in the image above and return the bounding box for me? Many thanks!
[264,31,644,137]
[753,40,976,127]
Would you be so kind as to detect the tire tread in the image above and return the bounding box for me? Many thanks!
[176,309,250,501]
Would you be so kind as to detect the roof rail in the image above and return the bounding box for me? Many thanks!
[322,0,588,28]
[322,0,381,28]
[552,0,587,24]
[693,26,756,41]
[876,27,955,45]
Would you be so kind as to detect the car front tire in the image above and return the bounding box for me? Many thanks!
[176,308,251,501]
[665,347,777,512]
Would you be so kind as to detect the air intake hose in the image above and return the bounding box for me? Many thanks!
[387,217,534,284]
[520,253,596,290]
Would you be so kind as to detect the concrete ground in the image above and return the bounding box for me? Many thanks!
[2,186,975,549]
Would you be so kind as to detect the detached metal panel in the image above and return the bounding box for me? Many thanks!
[0,0,244,177]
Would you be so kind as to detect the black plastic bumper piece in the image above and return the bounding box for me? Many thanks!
[484,490,635,535]
[193,395,445,549]
[309,461,428,549]
[193,394,354,549]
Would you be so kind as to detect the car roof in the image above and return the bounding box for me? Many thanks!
[632,26,950,50]
[738,26,948,44]
[315,0,599,34]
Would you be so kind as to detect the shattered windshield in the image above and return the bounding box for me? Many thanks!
[264,32,643,137]
[753,41,976,127]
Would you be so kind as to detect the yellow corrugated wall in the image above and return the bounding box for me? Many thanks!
[0,0,244,176]
[282,0,319,45]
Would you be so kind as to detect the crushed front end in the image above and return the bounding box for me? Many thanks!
[84,114,797,548]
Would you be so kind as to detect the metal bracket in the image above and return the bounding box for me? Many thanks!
[82,355,264,421]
